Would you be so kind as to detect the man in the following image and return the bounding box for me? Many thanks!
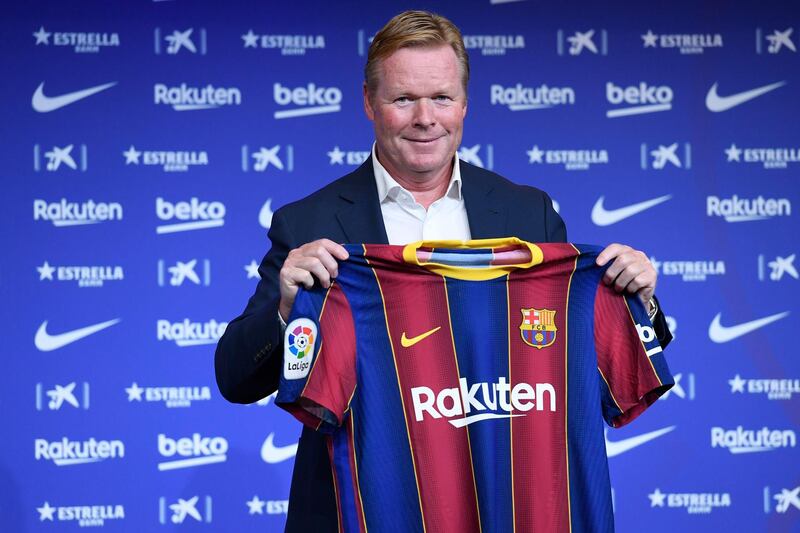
[216,10,671,531]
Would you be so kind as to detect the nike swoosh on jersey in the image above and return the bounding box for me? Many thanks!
[32,81,117,112]
[591,195,672,226]
[705,81,786,112]
[605,426,675,458]
[708,311,789,343]
[260,433,298,464]
[34,318,121,351]
[401,326,442,347]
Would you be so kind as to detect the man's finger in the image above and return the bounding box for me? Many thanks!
[596,243,627,266]
[294,257,332,288]
[318,239,349,261]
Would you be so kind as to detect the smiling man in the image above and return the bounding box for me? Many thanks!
[216,10,671,532]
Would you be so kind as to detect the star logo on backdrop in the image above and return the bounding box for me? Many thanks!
[246,495,266,515]
[728,374,746,393]
[725,143,742,162]
[33,26,52,45]
[125,382,144,402]
[648,488,667,507]
[327,146,345,165]
[242,29,259,48]
[526,145,544,164]
[641,30,658,47]
[123,145,142,165]
[245,260,260,279]
[37,501,56,521]
[37,261,56,280]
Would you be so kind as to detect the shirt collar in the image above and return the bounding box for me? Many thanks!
[371,142,463,204]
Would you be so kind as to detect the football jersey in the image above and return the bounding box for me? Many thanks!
[276,238,674,533]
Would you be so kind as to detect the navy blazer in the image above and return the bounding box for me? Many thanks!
[215,159,670,531]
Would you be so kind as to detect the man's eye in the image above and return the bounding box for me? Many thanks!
[395,96,411,104]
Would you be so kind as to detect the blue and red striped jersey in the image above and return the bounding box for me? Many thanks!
[276,238,674,533]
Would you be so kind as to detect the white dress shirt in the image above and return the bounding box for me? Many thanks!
[371,144,471,244]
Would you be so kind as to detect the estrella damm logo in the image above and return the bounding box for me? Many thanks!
[520,308,557,349]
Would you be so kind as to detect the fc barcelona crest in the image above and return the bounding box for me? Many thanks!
[520,308,557,349]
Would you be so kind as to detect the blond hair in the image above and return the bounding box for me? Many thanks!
[365,10,469,95]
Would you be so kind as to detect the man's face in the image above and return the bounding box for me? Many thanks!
[364,45,467,182]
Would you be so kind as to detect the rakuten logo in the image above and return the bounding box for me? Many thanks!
[273,82,342,119]
[157,433,228,470]
[606,82,673,117]
[155,197,225,234]
[411,377,556,427]
[707,195,791,222]
[156,319,227,346]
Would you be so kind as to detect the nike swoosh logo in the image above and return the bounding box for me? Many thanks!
[260,432,298,464]
[591,195,672,226]
[32,81,117,113]
[605,426,675,458]
[705,81,786,112]
[401,326,442,347]
[34,319,121,351]
[708,311,789,343]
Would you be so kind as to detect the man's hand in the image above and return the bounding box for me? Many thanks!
[279,239,349,321]
[595,243,657,306]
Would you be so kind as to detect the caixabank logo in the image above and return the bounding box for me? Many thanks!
[241,144,294,172]
[764,485,800,514]
[158,496,212,524]
[154,28,207,55]
[35,382,90,411]
[33,143,87,171]
[640,142,691,170]
[36,501,125,527]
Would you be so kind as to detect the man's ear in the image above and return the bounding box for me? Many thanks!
[363,82,375,121]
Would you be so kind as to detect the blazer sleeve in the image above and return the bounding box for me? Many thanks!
[214,208,294,404]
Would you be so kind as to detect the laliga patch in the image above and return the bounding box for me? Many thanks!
[284,318,316,379]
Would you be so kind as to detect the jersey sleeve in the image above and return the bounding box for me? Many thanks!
[275,281,357,434]
[594,282,674,428]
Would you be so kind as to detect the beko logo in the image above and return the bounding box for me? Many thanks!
[606,82,673,117]
[155,197,225,234]
[157,433,228,470]
[273,83,342,119]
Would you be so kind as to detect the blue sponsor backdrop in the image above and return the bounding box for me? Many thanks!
[3,0,799,531]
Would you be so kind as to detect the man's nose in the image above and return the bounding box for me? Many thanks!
[413,98,436,127]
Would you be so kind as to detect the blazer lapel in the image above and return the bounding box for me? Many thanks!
[334,160,390,245]
[461,163,508,239]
